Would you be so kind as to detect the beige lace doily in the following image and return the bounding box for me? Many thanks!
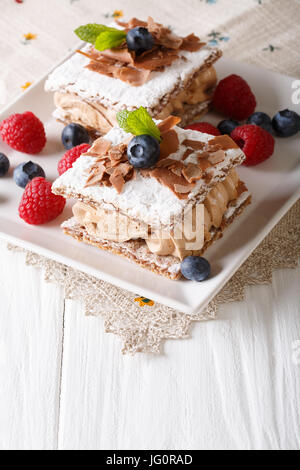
[7,199,300,354]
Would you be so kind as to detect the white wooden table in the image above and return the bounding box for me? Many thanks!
[0,243,299,450]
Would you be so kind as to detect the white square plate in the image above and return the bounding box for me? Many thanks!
[0,53,299,315]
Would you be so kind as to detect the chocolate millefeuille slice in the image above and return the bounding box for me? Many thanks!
[52,110,251,280]
[45,17,222,137]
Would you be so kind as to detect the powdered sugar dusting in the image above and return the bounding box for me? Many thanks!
[52,125,245,228]
[45,44,219,111]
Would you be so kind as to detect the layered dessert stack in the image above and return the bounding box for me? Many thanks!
[45,17,222,136]
[52,112,251,280]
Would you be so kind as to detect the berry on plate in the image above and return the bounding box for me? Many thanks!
[217,119,239,135]
[246,112,273,133]
[58,143,91,175]
[62,123,90,150]
[13,161,45,188]
[272,109,300,137]
[19,177,66,225]
[127,135,160,169]
[181,256,211,282]
[126,27,154,55]
[0,153,10,177]
[212,74,257,120]
[0,111,46,154]
[185,122,221,136]
[231,124,275,166]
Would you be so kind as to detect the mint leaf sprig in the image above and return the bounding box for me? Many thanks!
[117,107,162,143]
[75,23,126,52]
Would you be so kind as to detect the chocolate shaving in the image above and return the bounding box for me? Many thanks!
[182,139,205,150]
[109,172,125,194]
[134,48,179,70]
[84,173,105,188]
[100,48,135,65]
[82,114,237,200]
[156,158,184,170]
[171,167,183,177]
[158,115,181,133]
[208,135,240,150]
[85,152,104,158]
[86,60,151,87]
[109,161,135,193]
[147,16,183,50]
[170,160,185,170]
[197,151,210,160]
[89,138,111,156]
[116,18,148,30]
[180,34,206,52]
[108,143,127,161]
[204,173,213,183]
[206,144,222,153]
[84,138,134,193]
[208,150,226,165]
[156,158,179,168]
[144,167,194,200]
[76,49,101,61]
[113,162,133,177]
[86,60,119,77]
[174,183,194,194]
[84,163,106,188]
[117,66,151,86]
[159,130,180,160]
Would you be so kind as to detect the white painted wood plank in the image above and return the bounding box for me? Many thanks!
[58,267,300,450]
[0,244,65,450]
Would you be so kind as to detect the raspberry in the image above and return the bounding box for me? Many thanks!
[185,122,221,136]
[0,111,46,154]
[213,74,256,120]
[19,177,66,225]
[231,124,275,166]
[58,143,91,175]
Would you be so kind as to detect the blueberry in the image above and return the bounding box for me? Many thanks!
[62,123,90,150]
[127,135,160,169]
[246,112,273,133]
[13,161,45,188]
[181,256,211,282]
[272,109,300,137]
[217,119,239,135]
[126,27,154,55]
[0,153,10,177]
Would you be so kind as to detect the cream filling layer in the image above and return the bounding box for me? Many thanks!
[54,67,217,132]
[72,170,239,260]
